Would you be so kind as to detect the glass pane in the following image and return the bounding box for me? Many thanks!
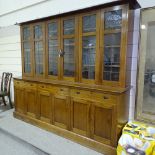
[103,33,121,81]
[48,39,58,76]
[35,41,43,74]
[104,33,121,46]
[104,10,122,30]
[83,14,96,33]
[82,36,96,79]
[64,38,75,77]
[142,22,155,114]
[23,27,30,40]
[48,22,58,37]
[34,25,42,39]
[63,19,75,35]
[23,42,31,73]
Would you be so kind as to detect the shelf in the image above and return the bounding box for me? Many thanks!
[83,46,95,49]
[49,30,57,33]
[83,64,95,67]
[49,45,58,47]
[64,44,75,46]
[104,65,120,67]
[64,28,74,31]
[104,45,120,48]
[83,28,96,32]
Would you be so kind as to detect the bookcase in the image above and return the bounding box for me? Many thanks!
[14,1,139,154]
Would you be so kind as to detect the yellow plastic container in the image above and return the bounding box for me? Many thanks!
[117,121,155,155]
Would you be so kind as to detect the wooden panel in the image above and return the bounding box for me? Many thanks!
[55,87,69,96]
[71,98,90,136]
[24,82,37,88]
[37,90,52,123]
[91,102,116,146]
[14,80,25,87]
[70,89,91,99]
[14,87,25,114]
[91,92,116,104]
[25,89,37,118]
[94,107,112,140]
[53,95,69,129]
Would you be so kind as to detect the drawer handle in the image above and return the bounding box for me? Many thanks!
[103,96,108,99]
[60,89,63,91]
[41,86,44,88]
[76,92,80,94]
[30,84,33,86]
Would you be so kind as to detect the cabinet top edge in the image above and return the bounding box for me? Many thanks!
[13,77,130,94]
[17,0,140,26]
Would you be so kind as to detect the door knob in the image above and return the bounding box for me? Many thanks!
[59,49,65,57]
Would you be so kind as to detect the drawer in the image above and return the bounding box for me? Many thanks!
[70,89,91,99]
[24,82,37,89]
[38,84,48,90]
[91,92,116,104]
[56,87,69,96]
[14,80,25,87]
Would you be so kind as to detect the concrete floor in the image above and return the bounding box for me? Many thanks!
[0,129,48,155]
[0,104,102,155]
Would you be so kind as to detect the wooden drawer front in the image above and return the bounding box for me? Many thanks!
[24,82,36,89]
[14,80,25,87]
[71,89,91,99]
[38,84,49,90]
[91,92,116,104]
[55,87,69,96]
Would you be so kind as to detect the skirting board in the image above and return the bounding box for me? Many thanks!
[13,111,116,155]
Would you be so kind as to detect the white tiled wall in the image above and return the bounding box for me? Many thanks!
[0,25,21,102]
[128,9,140,120]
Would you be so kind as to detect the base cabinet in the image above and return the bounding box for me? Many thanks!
[53,95,70,129]
[25,89,37,118]
[91,103,117,146]
[14,87,25,114]
[14,79,128,154]
[71,98,90,136]
[37,90,52,123]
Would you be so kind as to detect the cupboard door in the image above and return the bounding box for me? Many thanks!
[71,98,90,136]
[25,89,37,118]
[79,12,100,83]
[33,23,45,77]
[14,87,26,114]
[61,17,77,81]
[101,6,128,86]
[53,95,70,129]
[22,26,33,76]
[47,20,60,79]
[37,90,52,123]
[91,102,116,146]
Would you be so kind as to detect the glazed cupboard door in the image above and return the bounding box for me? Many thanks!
[21,25,33,77]
[100,5,128,87]
[79,11,100,84]
[60,16,78,81]
[33,23,45,78]
[46,19,60,79]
